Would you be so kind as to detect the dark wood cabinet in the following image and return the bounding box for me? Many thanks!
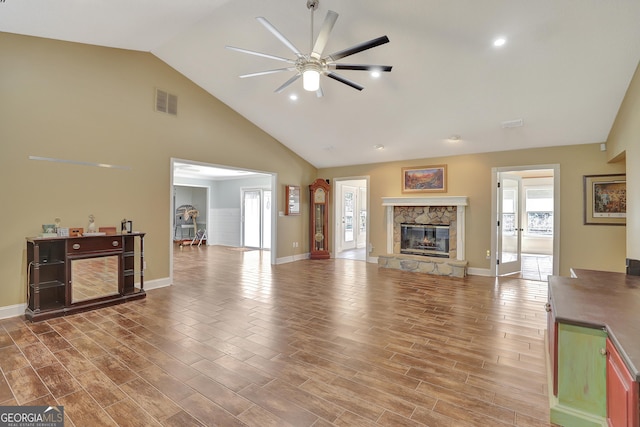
[607,338,639,427]
[26,233,146,322]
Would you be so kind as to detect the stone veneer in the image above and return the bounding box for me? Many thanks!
[379,197,469,278]
[392,206,457,259]
[378,254,467,278]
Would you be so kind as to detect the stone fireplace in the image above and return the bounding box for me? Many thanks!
[378,196,468,277]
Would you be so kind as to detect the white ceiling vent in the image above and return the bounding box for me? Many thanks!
[501,118,524,128]
[155,89,178,116]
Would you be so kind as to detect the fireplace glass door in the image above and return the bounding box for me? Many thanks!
[401,224,450,257]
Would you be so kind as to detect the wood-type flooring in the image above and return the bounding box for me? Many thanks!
[0,245,556,426]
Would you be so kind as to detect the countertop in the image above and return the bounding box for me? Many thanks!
[549,269,640,381]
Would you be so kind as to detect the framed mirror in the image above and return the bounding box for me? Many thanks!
[71,256,120,303]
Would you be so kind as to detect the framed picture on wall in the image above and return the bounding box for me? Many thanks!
[583,174,626,225]
[402,165,447,193]
[285,185,301,215]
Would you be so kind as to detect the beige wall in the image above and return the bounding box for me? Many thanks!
[319,143,626,276]
[607,61,639,260]
[0,32,635,312]
[0,33,316,308]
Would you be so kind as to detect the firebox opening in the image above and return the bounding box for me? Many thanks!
[401,223,450,258]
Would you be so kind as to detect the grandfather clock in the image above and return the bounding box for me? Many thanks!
[309,178,330,259]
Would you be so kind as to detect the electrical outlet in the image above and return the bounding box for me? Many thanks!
[486,250,491,260]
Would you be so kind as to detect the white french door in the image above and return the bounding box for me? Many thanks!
[242,189,271,249]
[341,185,357,251]
[262,190,271,250]
[497,174,522,275]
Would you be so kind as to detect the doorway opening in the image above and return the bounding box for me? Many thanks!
[491,165,559,280]
[170,159,277,281]
[334,177,369,261]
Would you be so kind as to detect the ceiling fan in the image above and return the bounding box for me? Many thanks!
[225,0,392,97]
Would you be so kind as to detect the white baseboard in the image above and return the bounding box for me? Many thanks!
[144,277,172,291]
[0,303,27,320]
[467,267,493,276]
[276,253,309,264]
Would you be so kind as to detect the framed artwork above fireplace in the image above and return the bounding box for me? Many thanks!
[402,165,447,193]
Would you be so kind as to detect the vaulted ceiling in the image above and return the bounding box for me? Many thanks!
[2,0,639,168]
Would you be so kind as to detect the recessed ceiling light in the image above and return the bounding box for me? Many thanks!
[289,94,298,101]
[493,37,506,47]
[371,71,381,78]
[447,135,461,142]
[373,144,384,150]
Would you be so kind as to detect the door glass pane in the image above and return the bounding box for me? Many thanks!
[344,191,354,242]
[263,191,271,249]
[501,180,518,263]
[244,191,260,248]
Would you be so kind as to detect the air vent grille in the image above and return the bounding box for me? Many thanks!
[501,118,523,128]
[155,89,178,116]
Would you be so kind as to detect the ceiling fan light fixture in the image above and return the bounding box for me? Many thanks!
[302,65,321,91]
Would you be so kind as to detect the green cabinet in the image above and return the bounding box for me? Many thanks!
[551,323,607,427]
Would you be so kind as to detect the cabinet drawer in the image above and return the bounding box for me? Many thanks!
[67,236,123,255]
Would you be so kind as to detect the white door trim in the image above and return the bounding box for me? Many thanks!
[490,164,560,277]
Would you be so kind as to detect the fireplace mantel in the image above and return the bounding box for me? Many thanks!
[382,196,468,261]
[382,196,468,207]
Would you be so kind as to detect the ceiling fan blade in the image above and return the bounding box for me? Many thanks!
[327,72,364,91]
[326,35,390,62]
[331,64,392,72]
[257,17,303,58]
[239,68,296,78]
[274,74,301,93]
[226,46,295,64]
[311,10,338,59]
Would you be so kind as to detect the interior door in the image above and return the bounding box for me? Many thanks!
[357,187,367,248]
[242,190,261,248]
[341,185,357,251]
[497,174,522,275]
[262,190,271,250]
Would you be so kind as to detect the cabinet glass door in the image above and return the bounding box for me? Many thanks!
[314,204,325,251]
